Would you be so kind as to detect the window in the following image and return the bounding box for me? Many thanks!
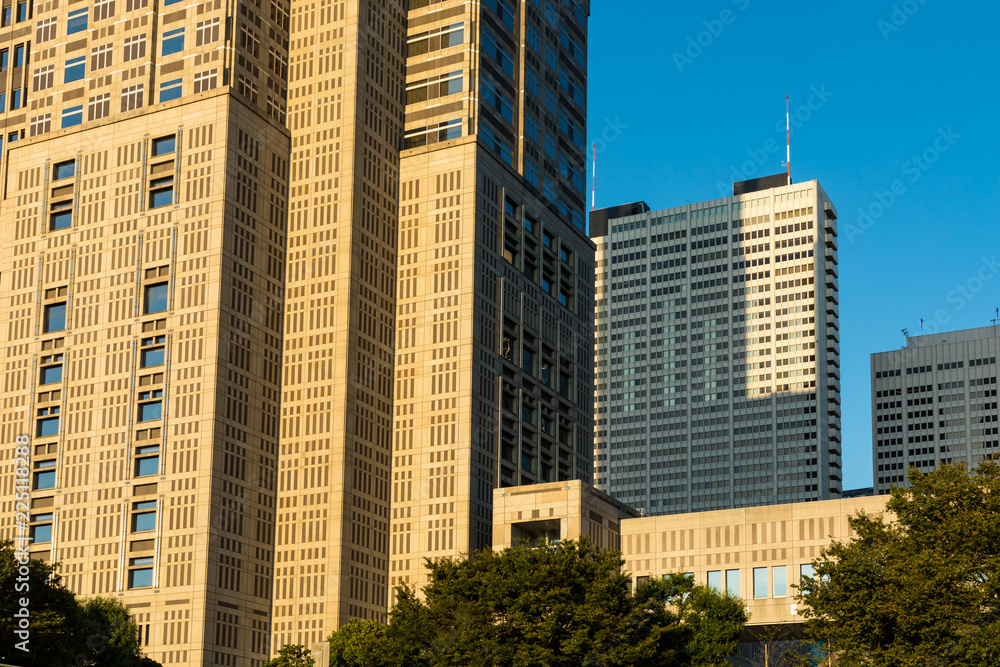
[36,407,60,437]
[542,231,553,248]
[29,114,49,137]
[10,88,22,110]
[88,93,110,121]
[50,209,72,231]
[135,445,160,477]
[40,362,63,385]
[123,34,146,62]
[93,0,115,22]
[707,570,722,592]
[480,76,514,124]
[407,23,464,57]
[162,28,184,56]
[560,247,572,264]
[800,563,815,580]
[33,64,54,92]
[193,68,217,93]
[36,17,57,43]
[0,49,7,71]
[67,8,88,33]
[144,283,168,313]
[481,29,513,76]
[65,56,85,83]
[1,7,9,26]
[131,501,156,532]
[43,303,67,331]
[128,557,154,589]
[8,131,19,143]
[91,43,113,71]
[29,514,53,543]
[149,178,174,208]
[196,18,220,46]
[237,74,257,104]
[61,105,83,128]
[239,24,259,58]
[53,160,75,180]
[159,78,182,102]
[753,567,768,599]
[726,569,740,598]
[16,1,27,23]
[137,390,163,422]
[141,335,166,366]
[404,118,462,149]
[405,70,462,105]
[33,460,56,490]
[121,84,144,112]
[13,44,23,67]
[773,566,787,597]
[126,0,149,10]
[152,135,175,156]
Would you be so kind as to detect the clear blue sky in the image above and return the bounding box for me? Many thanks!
[587,0,1000,490]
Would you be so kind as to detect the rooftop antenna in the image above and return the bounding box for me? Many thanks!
[784,95,791,185]
[992,308,999,326]
[901,328,909,347]
[591,142,597,211]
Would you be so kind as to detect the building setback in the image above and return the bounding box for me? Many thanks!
[592,178,843,515]
[388,0,595,595]
[0,0,290,663]
[871,325,999,494]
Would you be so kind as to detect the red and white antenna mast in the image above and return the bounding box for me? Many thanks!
[591,142,597,211]
[785,94,791,185]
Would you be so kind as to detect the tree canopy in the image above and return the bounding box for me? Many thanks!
[0,541,161,667]
[322,538,746,667]
[797,460,1000,667]
[263,643,316,667]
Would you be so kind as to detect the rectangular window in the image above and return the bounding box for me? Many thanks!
[193,68,218,93]
[53,160,75,180]
[196,18,220,46]
[40,364,63,385]
[135,445,160,477]
[149,178,174,208]
[128,557,154,589]
[33,64,54,92]
[33,460,56,490]
[10,88,22,110]
[407,23,464,57]
[36,412,60,437]
[753,567,768,599]
[0,49,7,71]
[1,7,9,26]
[43,303,67,331]
[144,283,168,313]
[131,500,156,532]
[65,56,85,83]
[67,8,88,33]
[13,44,23,67]
[121,84,144,112]
[61,105,83,128]
[800,563,815,580]
[159,78,182,102]
[29,514,53,543]
[93,0,115,22]
[16,1,27,23]
[49,210,72,231]
[88,93,110,121]
[36,17,57,43]
[137,401,162,422]
[152,135,175,156]
[707,570,722,592]
[726,569,740,598]
[162,28,184,56]
[126,0,149,10]
[140,347,165,368]
[123,34,146,62]
[481,29,513,76]
[91,43,113,71]
[773,566,787,597]
[28,115,49,137]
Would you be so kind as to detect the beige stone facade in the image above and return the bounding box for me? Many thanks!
[493,482,890,627]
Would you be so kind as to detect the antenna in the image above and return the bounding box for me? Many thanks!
[591,142,597,211]
[992,308,999,326]
[785,95,791,185]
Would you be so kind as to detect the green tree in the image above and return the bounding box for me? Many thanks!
[797,461,1000,667]
[381,538,746,667]
[327,619,391,667]
[263,643,316,667]
[80,596,162,667]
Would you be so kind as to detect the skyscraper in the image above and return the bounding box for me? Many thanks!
[871,325,998,494]
[0,0,290,664]
[592,177,842,515]
[388,0,594,594]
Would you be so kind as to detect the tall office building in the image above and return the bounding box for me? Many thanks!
[592,176,842,515]
[871,325,999,494]
[269,1,406,649]
[0,0,290,664]
[388,0,594,594]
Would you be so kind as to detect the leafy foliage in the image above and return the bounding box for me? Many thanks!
[797,461,1000,667]
[304,539,746,667]
[0,541,161,667]
[263,643,316,667]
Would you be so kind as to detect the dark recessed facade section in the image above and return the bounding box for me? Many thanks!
[733,173,789,196]
[588,201,649,238]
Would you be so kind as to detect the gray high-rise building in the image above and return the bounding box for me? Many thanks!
[871,325,999,494]
[592,176,842,514]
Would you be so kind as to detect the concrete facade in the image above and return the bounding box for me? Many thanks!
[871,325,999,494]
[592,180,843,515]
[493,482,890,627]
